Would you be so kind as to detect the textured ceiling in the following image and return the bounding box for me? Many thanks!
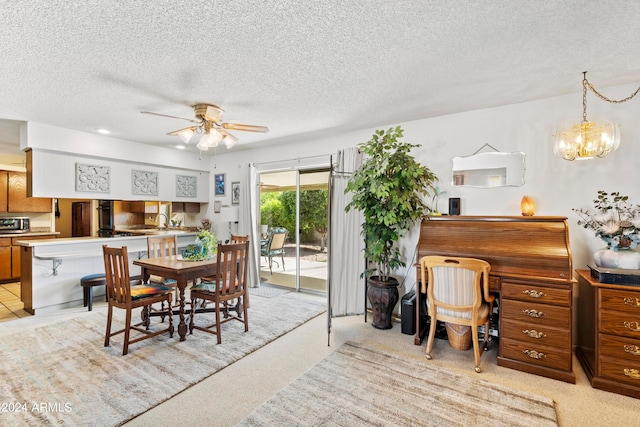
[0,1,639,155]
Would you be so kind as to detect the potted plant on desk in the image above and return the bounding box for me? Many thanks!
[346,126,437,329]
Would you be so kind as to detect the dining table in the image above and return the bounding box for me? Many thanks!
[133,255,218,341]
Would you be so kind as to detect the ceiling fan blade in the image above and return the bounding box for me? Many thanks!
[222,122,269,133]
[167,126,198,136]
[141,110,200,124]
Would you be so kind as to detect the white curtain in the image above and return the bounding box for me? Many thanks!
[238,163,260,288]
[329,147,364,317]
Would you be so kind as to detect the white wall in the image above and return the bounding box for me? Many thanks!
[22,122,211,202]
[203,81,640,293]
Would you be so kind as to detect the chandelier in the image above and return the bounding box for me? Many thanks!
[554,72,640,161]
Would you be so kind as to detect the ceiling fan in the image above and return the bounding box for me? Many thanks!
[141,103,269,151]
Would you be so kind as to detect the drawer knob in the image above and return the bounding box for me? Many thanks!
[623,297,640,308]
[624,368,640,380]
[523,349,546,359]
[523,309,545,318]
[623,321,640,332]
[623,345,640,356]
[523,289,546,298]
[523,329,546,339]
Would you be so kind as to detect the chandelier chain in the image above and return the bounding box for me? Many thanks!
[584,77,640,104]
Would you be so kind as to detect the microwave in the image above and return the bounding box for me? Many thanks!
[0,217,30,233]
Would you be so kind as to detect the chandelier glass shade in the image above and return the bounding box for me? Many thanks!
[554,72,639,161]
[554,120,620,161]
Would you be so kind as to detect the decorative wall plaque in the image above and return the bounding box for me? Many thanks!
[76,163,110,192]
[132,170,158,196]
[176,175,197,197]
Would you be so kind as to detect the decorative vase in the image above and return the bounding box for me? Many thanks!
[367,276,399,329]
[593,247,640,270]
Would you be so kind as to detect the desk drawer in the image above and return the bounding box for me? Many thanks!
[501,338,571,371]
[502,281,571,306]
[599,310,640,339]
[501,299,571,329]
[600,333,640,362]
[502,319,570,348]
[600,288,640,315]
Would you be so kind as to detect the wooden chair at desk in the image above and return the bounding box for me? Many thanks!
[102,245,174,355]
[189,241,250,344]
[420,255,495,373]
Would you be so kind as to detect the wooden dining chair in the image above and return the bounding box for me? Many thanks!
[102,245,174,355]
[420,255,495,373]
[189,241,250,344]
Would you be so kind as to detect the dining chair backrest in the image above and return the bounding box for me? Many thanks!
[103,245,133,305]
[147,235,179,258]
[230,234,249,243]
[216,241,250,298]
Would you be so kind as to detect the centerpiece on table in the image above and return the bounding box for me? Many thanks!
[182,229,218,261]
[573,191,640,269]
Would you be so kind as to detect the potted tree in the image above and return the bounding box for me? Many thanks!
[346,126,437,329]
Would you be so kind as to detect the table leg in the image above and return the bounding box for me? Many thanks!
[177,281,187,341]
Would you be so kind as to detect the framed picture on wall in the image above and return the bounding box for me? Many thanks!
[214,173,225,196]
[231,181,240,205]
[214,200,222,213]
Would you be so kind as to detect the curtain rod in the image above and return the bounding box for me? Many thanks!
[250,153,330,167]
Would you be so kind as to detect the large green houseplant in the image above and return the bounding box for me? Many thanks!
[346,126,437,328]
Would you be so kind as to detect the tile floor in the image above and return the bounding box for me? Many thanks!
[0,282,31,322]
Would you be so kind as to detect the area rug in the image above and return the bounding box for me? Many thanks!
[249,285,291,298]
[0,293,325,426]
[238,341,558,427]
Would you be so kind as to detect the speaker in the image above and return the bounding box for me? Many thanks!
[449,198,460,215]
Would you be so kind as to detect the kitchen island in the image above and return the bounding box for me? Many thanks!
[16,231,197,314]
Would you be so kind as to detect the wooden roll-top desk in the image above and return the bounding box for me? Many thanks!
[415,216,576,383]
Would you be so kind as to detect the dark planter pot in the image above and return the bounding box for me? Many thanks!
[367,276,400,329]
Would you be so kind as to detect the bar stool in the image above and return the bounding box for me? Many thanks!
[81,273,107,311]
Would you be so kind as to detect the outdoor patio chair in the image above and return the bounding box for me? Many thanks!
[261,227,288,274]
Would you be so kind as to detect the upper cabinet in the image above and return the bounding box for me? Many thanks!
[0,172,7,211]
[172,202,200,213]
[4,171,52,213]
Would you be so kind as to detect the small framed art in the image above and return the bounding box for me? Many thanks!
[214,173,225,196]
[231,181,240,205]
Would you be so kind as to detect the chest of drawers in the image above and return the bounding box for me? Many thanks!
[576,270,640,398]
[498,279,574,382]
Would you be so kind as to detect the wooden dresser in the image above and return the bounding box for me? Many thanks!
[415,216,576,383]
[576,270,640,398]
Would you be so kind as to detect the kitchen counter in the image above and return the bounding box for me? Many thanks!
[18,231,197,314]
[0,231,59,238]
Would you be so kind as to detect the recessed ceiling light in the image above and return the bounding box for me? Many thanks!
[176,145,186,150]
[96,129,110,135]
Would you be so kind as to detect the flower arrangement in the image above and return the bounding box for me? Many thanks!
[182,229,218,260]
[573,191,640,250]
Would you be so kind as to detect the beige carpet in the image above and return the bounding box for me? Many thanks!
[0,293,325,427]
[238,341,558,427]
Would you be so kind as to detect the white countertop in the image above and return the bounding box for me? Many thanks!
[15,231,196,247]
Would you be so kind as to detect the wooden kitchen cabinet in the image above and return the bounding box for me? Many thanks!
[7,171,52,213]
[172,202,200,213]
[0,172,7,212]
[0,238,11,280]
[144,201,159,214]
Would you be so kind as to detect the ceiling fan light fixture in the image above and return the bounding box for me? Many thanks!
[223,132,238,149]
[195,140,209,151]
[200,129,222,148]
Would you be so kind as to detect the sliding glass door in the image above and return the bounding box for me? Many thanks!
[258,169,329,293]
